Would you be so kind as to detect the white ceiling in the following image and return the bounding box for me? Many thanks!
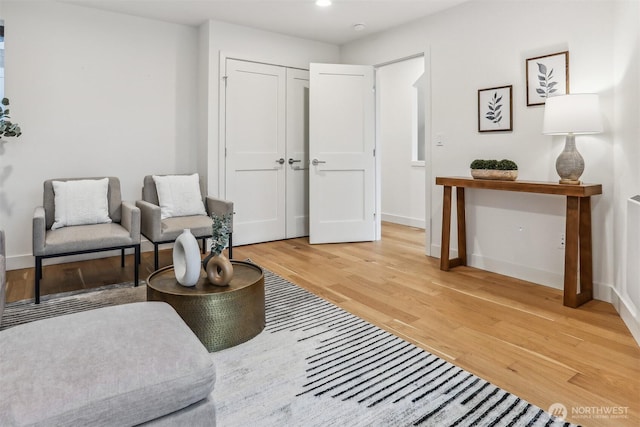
[62,0,470,45]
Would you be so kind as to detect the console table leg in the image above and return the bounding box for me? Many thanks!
[456,187,467,266]
[440,186,452,270]
[563,196,594,308]
[564,196,581,307]
[578,197,594,304]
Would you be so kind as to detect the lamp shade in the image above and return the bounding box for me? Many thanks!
[542,94,603,135]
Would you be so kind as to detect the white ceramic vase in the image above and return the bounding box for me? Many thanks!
[173,229,201,287]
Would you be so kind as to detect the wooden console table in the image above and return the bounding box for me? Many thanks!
[435,176,602,308]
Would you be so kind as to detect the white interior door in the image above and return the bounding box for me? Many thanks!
[286,68,310,238]
[309,63,376,244]
[225,59,286,245]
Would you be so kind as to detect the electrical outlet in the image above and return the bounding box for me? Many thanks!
[435,133,444,147]
[558,233,565,249]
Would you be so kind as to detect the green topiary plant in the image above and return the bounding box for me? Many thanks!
[496,159,518,170]
[470,159,518,170]
[0,98,22,139]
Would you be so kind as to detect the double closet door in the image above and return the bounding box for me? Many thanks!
[224,59,309,246]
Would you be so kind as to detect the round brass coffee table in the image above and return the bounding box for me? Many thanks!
[147,260,265,352]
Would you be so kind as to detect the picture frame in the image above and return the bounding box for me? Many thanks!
[526,51,569,106]
[478,85,513,132]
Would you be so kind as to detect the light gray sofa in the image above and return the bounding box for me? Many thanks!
[33,177,141,304]
[1,230,217,426]
[0,230,5,321]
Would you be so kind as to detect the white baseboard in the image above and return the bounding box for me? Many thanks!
[610,287,640,346]
[430,244,563,289]
[381,213,425,229]
[430,243,611,298]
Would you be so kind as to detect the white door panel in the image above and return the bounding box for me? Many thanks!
[286,68,310,238]
[225,59,286,245]
[309,63,376,244]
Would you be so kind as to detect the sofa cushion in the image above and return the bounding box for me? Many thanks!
[0,253,5,321]
[0,302,215,426]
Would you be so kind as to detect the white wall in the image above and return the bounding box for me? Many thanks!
[612,0,640,342]
[0,0,199,268]
[377,57,426,228]
[341,1,616,295]
[200,20,339,199]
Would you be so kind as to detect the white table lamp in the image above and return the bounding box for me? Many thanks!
[543,94,603,184]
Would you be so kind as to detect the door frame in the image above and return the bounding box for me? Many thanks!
[219,50,432,255]
[373,48,432,255]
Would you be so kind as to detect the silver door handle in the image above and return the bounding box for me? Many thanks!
[276,158,285,165]
[288,158,301,165]
[312,159,326,166]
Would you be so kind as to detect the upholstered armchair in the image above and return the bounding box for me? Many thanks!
[136,174,234,270]
[32,177,141,304]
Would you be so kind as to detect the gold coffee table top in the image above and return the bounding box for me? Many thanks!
[147,260,265,352]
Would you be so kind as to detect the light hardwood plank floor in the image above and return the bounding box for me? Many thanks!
[5,222,639,426]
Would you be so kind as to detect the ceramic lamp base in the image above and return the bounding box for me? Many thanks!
[555,134,584,185]
[559,178,581,185]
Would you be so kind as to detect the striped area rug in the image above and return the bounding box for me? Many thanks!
[1,270,576,426]
[213,272,577,427]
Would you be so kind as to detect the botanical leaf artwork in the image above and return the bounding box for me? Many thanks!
[478,85,512,132]
[535,62,558,98]
[485,91,503,124]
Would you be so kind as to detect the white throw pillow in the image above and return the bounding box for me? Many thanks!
[153,173,207,220]
[51,178,112,230]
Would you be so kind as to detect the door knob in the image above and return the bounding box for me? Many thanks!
[288,158,302,165]
[312,159,326,166]
[276,158,285,165]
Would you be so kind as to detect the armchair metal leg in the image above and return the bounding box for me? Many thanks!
[201,238,206,254]
[228,233,233,260]
[134,245,140,287]
[121,248,125,268]
[35,256,42,304]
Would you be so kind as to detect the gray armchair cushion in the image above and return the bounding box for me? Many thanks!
[39,223,137,256]
[161,215,214,242]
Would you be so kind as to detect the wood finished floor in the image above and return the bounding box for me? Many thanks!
[5,222,639,426]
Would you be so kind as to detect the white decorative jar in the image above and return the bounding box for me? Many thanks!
[173,229,201,287]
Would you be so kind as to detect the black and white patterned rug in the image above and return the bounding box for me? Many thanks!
[1,270,577,426]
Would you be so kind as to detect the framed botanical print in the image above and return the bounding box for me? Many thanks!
[526,51,569,106]
[478,85,513,132]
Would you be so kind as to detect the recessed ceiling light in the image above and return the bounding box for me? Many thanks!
[353,23,366,32]
[316,0,332,7]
